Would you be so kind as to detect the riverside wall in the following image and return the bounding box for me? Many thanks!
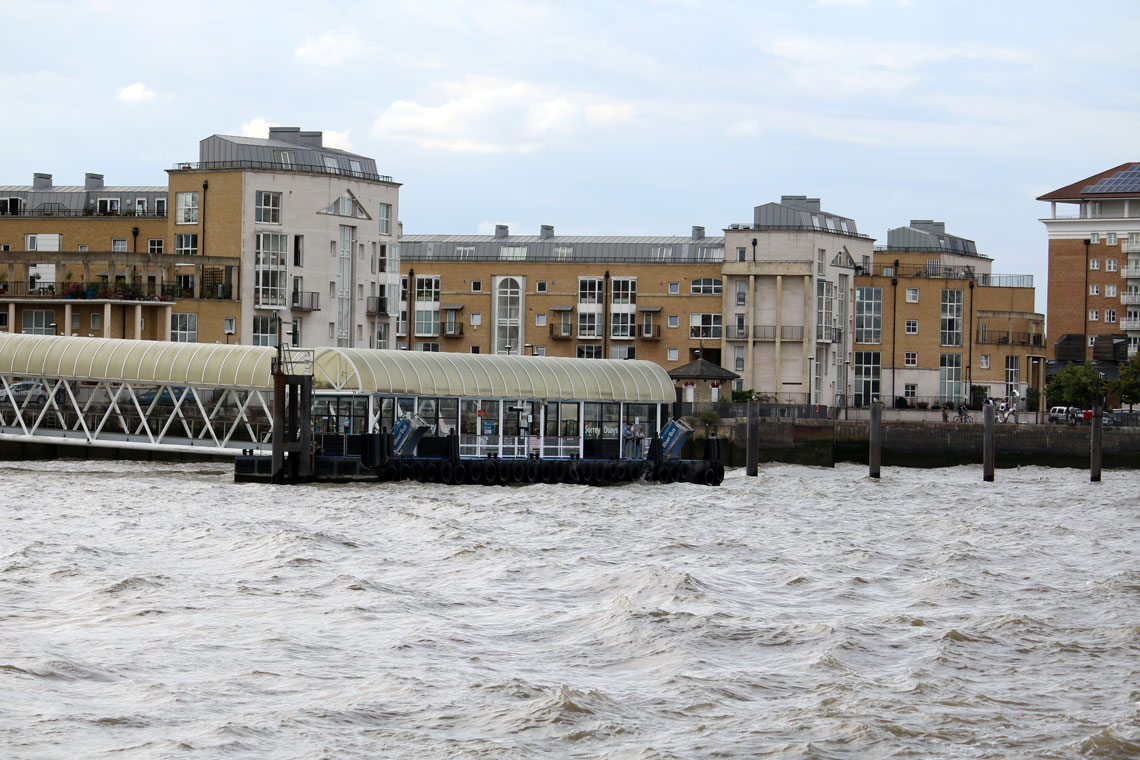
[690,420,1140,470]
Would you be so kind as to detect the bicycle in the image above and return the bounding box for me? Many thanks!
[953,412,973,423]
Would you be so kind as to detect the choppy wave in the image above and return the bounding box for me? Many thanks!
[2,460,1139,758]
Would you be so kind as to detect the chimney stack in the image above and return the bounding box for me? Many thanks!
[540,224,554,239]
[495,224,509,239]
[33,173,52,190]
[84,173,104,190]
[692,225,705,239]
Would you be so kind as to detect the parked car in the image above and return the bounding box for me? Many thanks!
[136,386,188,406]
[1048,406,1069,424]
[0,381,48,405]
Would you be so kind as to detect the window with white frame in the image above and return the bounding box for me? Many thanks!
[668,348,679,361]
[379,203,391,234]
[112,239,127,252]
[668,315,679,328]
[534,346,546,356]
[22,309,55,335]
[252,315,277,347]
[737,247,746,262]
[414,342,440,352]
[1107,258,1118,272]
[905,319,918,334]
[536,313,547,327]
[610,277,636,337]
[349,159,363,177]
[1107,233,1118,245]
[175,233,198,256]
[578,277,603,337]
[1107,284,1117,297]
[576,345,602,359]
[939,352,962,402]
[493,276,521,353]
[904,351,917,367]
[155,197,167,216]
[148,239,163,254]
[471,280,482,292]
[736,280,747,306]
[255,232,288,306]
[171,313,197,342]
[224,317,236,336]
[854,350,880,406]
[536,281,547,293]
[1089,309,1099,321]
[554,245,573,260]
[500,245,526,260]
[1091,232,1100,244]
[610,345,636,360]
[415,275,441,336]
[855,287,882,344]
[1005,355,1020,398]
[1090,258,1100,270]
[904,383,916,399]
[91,313,101,330]
[654,246,673,261]
[323,156,340,174]
[136,198,147,215]
[940,289,964,346]
[255,191,281,224]
[0,313,7,330]
[470,313,482,327]
[1090,284,1100,296]
[691,278,722,295]
[97,198,120,215]
[689,313,722,339]
[668,282,679,294]
[735,346,745,371]
[1106,309,1117,323]
[456,245,475,259]
[24,234,36,251]
[175,192,198,224]
[981,354,990,369]
[578,311,599,338]
[906,287,919,303]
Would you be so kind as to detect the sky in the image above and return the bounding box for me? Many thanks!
[5,0,1140,317]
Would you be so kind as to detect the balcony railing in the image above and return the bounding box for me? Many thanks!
[549,323,574,339]
[1121,293,1140,305]
[1122,319,1140,331]
[975,330,1046,346]
[754,325,776,341]
[1122,242,1140,254]
[726,325,749,339]
[610,326,636,339]
[366,296,388,315]
[689,326,723,339]
[862,263,1033,287]
[781,325,804,341]
[291,291,320,311]
[0,208,167,218]
[637,324,661,340]
[172,159,394,183]
[1121,266,1140,279]
[441,321,464,337]
[0,281,176,301]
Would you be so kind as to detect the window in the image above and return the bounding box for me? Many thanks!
[470,313,482,327]
[904,383,916,399]
[611,278,636,305]
[175,233,198,256]
[1089,335,1097,347]
[536,314,547,327]
[349,159,363,177]
[1091,233,1100,244]
[611,312,635,338]
[148,238,164,254]
[136,198,147,215]
[91,313,101,330]
[533,346,546,356]
[414,342,440,352]
[112,239,127,252]
[171,313,197,342]
[668,315,679,328]
[610,345,636,360]
[255,232,288,306]
[689,313,722,339]
[224,317,236,336]
[1107,258,1118,272]
[554,245,573,260]
[175,192,198,224]
[905,351,917,367]
[0,197,24,215]
[736,280,747,306]
[278,151,294,169]
[668,348,679,361]
[24,234,36,251]
[576,345,602,359]
[1107,309,1117,323]
[536,281,547,293]
[578,312,599,338]
[737,247,746,262]
[379,203,391,234]
[471,280,482,292]
[1089,310,1099,321]
[1005,355,1020,398]
[500,245,527,260]
[855,287,882,343]
[939,353,962,402]
[668,282,680,295]
[323,156,340,174]
[1107,233,1118,246]
[255,191,281,224]
[854,351,880,406]
[905,319,918,334]
[1090,284,1100,296]
[252,315,277,347]
[97,198,120,215]
[940,289,964,346]
[980,353,990,370]
[470,345,480,354]
[22,309,55,335]
[155,198,167,216]
[1107,284,1117,297]
[456,245,475,259]
[416,275,441,337]
[817,248,826,275]
[1090,258,1100,270]
[0,313,7,330]
[691,278,722,295]
[654,246,673,261]
[906,288,919,303]
[735,346,745,372]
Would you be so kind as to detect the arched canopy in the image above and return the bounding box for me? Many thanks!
[0,334,678,402]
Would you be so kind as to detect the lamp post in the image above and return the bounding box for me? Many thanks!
[224,324,234,344]
[504,344,513,356]
[524,343,533,355]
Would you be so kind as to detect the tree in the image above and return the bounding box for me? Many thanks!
[1045,362,1102,409]
[1113,355,1140,410]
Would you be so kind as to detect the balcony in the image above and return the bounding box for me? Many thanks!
[1122,319,1140,332]
[0,207,167,219]
[637,324,661,340]
[549,323,574,339]
[610,326,636,340]
[441,321,464,337]
[689,326,723,339]
[754,325,776,341]
[1121,266,1140,279]
[781,325,804,341]
[366,296,388,315]
[975,330,1046,347]
[726,325,749,340]
[1121,293,1140,305]
[0,281,176,301]
[1123,242,1140,254]
[291,291,320,311]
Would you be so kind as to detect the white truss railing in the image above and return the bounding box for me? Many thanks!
[0,374,275,456]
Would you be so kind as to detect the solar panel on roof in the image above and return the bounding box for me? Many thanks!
[1084,165,1140,194]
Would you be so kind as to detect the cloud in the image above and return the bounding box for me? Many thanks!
[371,77,636,153]
[118,82,155,103]
[294,27,377,67]
[240,117,276,138]
[323,129,352,150]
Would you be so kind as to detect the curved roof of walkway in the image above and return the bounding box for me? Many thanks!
[0,334,676,403]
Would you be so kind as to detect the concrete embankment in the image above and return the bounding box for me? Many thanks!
[685,420,1140,470]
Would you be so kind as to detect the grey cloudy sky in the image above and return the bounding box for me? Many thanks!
[5,0,1140,315]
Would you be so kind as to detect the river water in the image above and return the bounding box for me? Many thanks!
[2,459,1139,759]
